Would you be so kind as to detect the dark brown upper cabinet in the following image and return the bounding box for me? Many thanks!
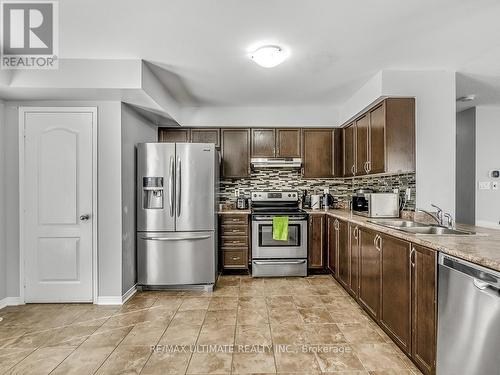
[332,129,343,178]
[158,128,190,142]
[251,129,276,157]
[276,128,301,157]
[302,129,334,178]
[221,129,251,178]
[190,128,220,148]
[368,103,385,174]
[356,115,369,176]
[343,97,415,177]
[343,124,355,177]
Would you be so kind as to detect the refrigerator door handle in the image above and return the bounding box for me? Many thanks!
[176,156,181,217]
[141,235,211,241]
[169,156,175,217]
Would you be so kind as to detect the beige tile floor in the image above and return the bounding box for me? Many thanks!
[0,275,423,374]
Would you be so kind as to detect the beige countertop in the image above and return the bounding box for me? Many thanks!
[305,209,500,272]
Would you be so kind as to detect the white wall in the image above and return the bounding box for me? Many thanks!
[456,108,476,225]
[120,104,156,295]
[179,105,340,127]
[3,101,124,300]
[381,70,457,215]
[475,106,500,228]
[339,70,457,215]
[0,101,6,302]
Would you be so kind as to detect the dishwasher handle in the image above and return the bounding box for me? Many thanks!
[440,253,500,290]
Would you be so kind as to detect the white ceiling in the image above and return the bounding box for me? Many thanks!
[59,0,500,109]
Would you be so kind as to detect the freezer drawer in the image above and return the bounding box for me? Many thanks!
[137,231,216,286]
[252,259,307,277]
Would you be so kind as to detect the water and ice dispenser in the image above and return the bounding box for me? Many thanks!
[142,177,164,209]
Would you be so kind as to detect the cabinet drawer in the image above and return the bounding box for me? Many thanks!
[221,236,248,248]
[221,225,248,237]
[221,215,248,226]
[224,250,248,268]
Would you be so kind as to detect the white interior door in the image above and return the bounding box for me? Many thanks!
[22,108,95,302]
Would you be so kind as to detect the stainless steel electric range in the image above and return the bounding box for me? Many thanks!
[250,191,308,277]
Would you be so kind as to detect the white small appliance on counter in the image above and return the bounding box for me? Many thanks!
[352,191,399,218]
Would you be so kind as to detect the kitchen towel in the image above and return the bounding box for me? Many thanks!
[272,216,289,241]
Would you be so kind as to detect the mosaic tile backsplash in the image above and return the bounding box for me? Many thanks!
[220,170,416,210]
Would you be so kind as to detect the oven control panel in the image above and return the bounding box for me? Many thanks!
[251,191,298,202]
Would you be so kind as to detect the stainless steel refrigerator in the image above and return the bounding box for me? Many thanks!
[136,142,219,289]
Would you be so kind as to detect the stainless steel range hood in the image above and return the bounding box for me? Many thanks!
[250,157,302,169]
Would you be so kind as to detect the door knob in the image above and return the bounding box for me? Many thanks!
[80,214,90,221]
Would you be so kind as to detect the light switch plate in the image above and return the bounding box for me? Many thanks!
[479,181,491,190]
[234,189,239,197]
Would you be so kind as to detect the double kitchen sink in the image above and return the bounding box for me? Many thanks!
[368,219,476,236]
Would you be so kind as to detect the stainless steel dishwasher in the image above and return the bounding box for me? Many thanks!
[437,253,500,375]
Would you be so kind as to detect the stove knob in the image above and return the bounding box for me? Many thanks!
[288,194,291,197]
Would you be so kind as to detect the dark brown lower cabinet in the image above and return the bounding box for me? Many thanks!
[411,244,437,375]
[358,228,381,319]
[336,219,349,288]
[308,215,325,269]
[379,234,412,355]
[349,224,360,297]
[326,216,336,273]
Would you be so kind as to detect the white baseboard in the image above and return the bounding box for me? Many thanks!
[122,284,137,304]
[475,220,500,229]
[96,284,137,305]
[0,297,24,310]
[95,296,123,305]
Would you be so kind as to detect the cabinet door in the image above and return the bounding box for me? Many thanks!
[337,219,350,289]
[411,245,437,375]
[356,115,369,175]
[308,215,325,269]
[359,228,381,319]
[349,224,360,297]
[327,217,336,274]
[158,128,190,142]
[191,128,220,148]
[343,124,355,177]
[221,129,251,178]
[369,103,385,174]
[303,129,333,178]
[251,129,276,157]
[332,129,343,177]
[380,234,412,354]
[276,128,301,157]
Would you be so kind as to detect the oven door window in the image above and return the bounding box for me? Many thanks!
[258,224,301,247]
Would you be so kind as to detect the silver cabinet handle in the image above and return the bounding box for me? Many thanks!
[351,165,355,175]
[353,226,358,239]
[231,256,241,261]
[80,214,90,221]
[169,156,174,217]
[141,235,210,241]
[366,161,371,173]
[373,234,378,248]
[377,235,382,251]
[334,219,339,230]
[363,161,368,173]
[176,157,181,217]
[410,247,416,267]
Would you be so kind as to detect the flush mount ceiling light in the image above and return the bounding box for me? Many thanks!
[250,45,287,68]
[456,95,476,102]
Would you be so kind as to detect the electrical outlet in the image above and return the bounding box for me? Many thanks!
[493,182,499,190]
[234,189,239,197]
[479,181,491,190]
[393,188,399,194]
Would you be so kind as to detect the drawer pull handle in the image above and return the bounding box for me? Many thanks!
[231,256,240,260]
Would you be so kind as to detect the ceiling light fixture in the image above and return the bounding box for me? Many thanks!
[250,45,287,68]
[456,95,476,102]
